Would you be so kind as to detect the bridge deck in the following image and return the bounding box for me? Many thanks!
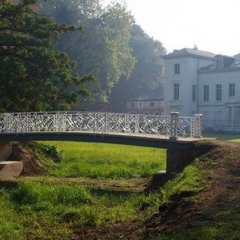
[0,131,213,150]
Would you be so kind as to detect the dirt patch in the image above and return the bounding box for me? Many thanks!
[72,221,145,240]
[22,176,153,193]
[10,143,46,176]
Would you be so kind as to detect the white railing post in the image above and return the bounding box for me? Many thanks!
[135,114,139,134]
[193,114,202,138]
[3,113,9,133]
[104,112,107,134]
[170,112,179,140]
[94,113,97,133]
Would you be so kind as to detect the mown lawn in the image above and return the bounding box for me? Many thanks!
[38,141,166,179]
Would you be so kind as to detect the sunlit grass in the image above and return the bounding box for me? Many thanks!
[150,159,240,240]
[38,141,166,179]
[0,180,160,239]
[160,160,206,204]
[0,141,166,239]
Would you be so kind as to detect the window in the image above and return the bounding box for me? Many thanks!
[174,63,180,74]
[203,85,209,101]
[192,85,196,101]
[139,102,142,107]
[150,102,155,107]
[130,102,135,108]
[216,84,222,101]
[174,83,179,100]
[229,83,235,97]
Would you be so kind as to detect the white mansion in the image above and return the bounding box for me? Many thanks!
[163,48,240,131]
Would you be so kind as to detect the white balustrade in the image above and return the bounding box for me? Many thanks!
[0,111,200,139]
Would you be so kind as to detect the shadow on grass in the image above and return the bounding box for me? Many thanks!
[0,180,18,189]
[152,204,240,240]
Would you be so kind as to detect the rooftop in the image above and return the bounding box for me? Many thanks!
[199,55,240,73]
[164,48,216,59]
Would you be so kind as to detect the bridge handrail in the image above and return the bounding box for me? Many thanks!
[0,111,202,139]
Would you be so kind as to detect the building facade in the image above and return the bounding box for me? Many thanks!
[163,48,240,131]
[126,87,164,115]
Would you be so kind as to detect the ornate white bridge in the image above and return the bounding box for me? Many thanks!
[0,111,202,140]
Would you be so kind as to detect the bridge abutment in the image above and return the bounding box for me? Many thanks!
[166,146,195,174]
[0,141,12,161]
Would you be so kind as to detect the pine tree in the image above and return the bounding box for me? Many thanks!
[0,0,93,112]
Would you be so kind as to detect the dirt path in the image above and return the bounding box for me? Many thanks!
[20,176,153,193]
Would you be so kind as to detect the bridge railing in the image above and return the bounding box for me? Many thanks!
[0,111,202,139]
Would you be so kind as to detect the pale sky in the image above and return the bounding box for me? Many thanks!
[104,0,240,56]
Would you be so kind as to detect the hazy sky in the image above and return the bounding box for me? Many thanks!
[104,0,240,56]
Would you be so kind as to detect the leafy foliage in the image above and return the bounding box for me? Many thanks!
[110,24,166,110]
[0,0,93,112]
[41,0,135,104]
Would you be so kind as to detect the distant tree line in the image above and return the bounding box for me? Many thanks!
[41,0,166,111]
[0,0,165,112]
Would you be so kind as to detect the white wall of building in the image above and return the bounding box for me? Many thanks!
[199,70,240,130]
[163,50,240,131]
[164,57,215,116]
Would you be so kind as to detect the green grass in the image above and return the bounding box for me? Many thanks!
[37,141,166,179]
[0,188,24,240]
[153,209,240,240]
[150,159,212,240]
[160,161,206,204]
[151,158,240,240]
[0,141,166,239]
[0,180,160,240]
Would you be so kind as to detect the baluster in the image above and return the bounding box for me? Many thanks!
[170,112,179,140]
[193,114,203,138]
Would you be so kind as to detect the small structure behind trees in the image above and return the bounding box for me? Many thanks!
[126,87,164,115]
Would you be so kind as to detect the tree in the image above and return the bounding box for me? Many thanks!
[0,0,93,112]
[110,24,166,110]
[41,0,135,103]
[40,0,102,24]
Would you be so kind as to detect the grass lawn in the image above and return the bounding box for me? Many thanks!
[0,181,159,240]
[0,141,166,240]
[38,141,166,179]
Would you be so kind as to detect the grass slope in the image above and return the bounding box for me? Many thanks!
[148,140,240,240]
